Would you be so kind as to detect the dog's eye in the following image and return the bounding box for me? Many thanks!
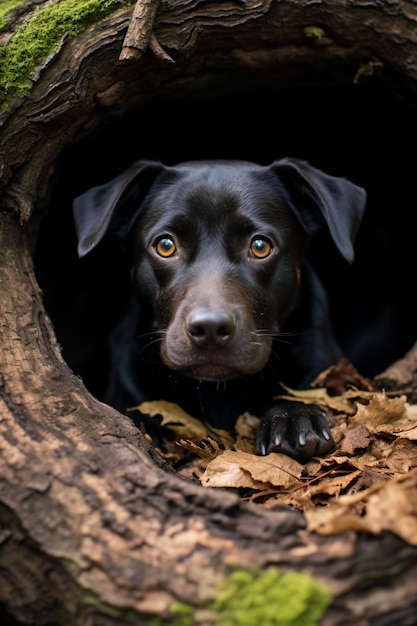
[154,236,177,258]
[249,237,273,259]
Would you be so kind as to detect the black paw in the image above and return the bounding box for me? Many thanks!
[255,400,335,463]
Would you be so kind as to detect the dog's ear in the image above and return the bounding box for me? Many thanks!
[73,160,167,258]
[270,158,366,262]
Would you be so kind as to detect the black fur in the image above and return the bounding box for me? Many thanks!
[73,159,366,462]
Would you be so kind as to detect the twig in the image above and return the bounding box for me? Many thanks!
[149,31,175,64]
[119,0,173,63]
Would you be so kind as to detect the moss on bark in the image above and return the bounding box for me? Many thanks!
[0,0,134,108]
[169,568,332,626]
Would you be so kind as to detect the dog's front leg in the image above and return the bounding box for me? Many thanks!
[255,400,335,463]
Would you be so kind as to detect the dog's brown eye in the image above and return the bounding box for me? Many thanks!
[155,236,177,258]
[249,237,272,259]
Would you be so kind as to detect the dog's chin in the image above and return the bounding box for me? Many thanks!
[187,364,242,383]
[162,351,271,382]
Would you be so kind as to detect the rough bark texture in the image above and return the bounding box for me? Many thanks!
[1,1,417,624]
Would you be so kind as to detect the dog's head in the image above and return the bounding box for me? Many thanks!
[73,159,366,382]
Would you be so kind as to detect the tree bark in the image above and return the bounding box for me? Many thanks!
[1,1,417,624]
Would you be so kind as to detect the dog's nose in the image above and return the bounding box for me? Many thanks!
[186,309,236,347]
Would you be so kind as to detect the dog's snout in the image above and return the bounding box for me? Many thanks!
[186,309,236,348]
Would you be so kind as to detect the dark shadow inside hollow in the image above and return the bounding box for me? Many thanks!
[34,79,417,404]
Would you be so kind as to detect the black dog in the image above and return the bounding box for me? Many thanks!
[73,159,366,462]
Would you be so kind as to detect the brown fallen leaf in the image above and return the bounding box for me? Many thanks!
[383,439,417,473]
[374,400,417,439]
[341,425,371,455]
[349,392,407,429]
[200,451,271,491]
[277,383,374,415]
[311,357,378,394]
[365,477,417,545]
[178,437,225,460]
[132,400,236,448]
[131,400,209,439]
[234,412,259,453]
[281,469,363,511]
[305,470,417,545]
[201,450,303,490]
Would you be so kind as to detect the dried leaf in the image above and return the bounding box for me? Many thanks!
[156,438,191,465]
[383,439,417,473]
[311,357,377,394]
[349,392,407,429]
[277,384,373,415]
[305,471,417,545]
[365,479,417,545]
[405,403,417,421]
[392,424,417,440]
[201,451,270,490]
[286,470,362,510]
[132,400,208,439]
[346,468,390,493]
[133,400,235,447]
[305,504,372,535]
[341,425,371,454]
[201,450,303,490]
[178,437,224,460]
[234,412,258,453]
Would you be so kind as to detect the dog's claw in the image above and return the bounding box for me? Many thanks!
[322,428,331,441]
[272,432,283,447]
[298,432,306,446]
[257,441,267,456]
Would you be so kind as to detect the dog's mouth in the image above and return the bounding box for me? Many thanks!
[162,350,271,382]
[187,363,242,383]
[160,308,274,381]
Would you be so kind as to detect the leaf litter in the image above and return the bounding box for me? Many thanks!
[130,358,417,545]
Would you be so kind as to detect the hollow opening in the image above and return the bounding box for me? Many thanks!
[33,69,417,407]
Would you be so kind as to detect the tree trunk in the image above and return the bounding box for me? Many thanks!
[1,1,417,624]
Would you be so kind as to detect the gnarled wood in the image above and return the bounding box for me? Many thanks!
[1,1,417,624]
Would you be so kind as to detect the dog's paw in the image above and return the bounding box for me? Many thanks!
[255,400,335,463]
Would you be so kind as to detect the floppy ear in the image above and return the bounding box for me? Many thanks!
[73,160,167,258]
[270,158,366,263]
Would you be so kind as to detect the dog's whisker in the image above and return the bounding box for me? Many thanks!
[250,329,296,347]
[253,329,295,338]
[135,332,163,360]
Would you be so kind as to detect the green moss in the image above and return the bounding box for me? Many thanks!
[80,589,143,623]
[0,0,27,29]
[211,568,332,626]
[0,0,134,109]
[303,26,325,40]
[167,567,332,626]
[169,602,194,626]
[60,558,79,573]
